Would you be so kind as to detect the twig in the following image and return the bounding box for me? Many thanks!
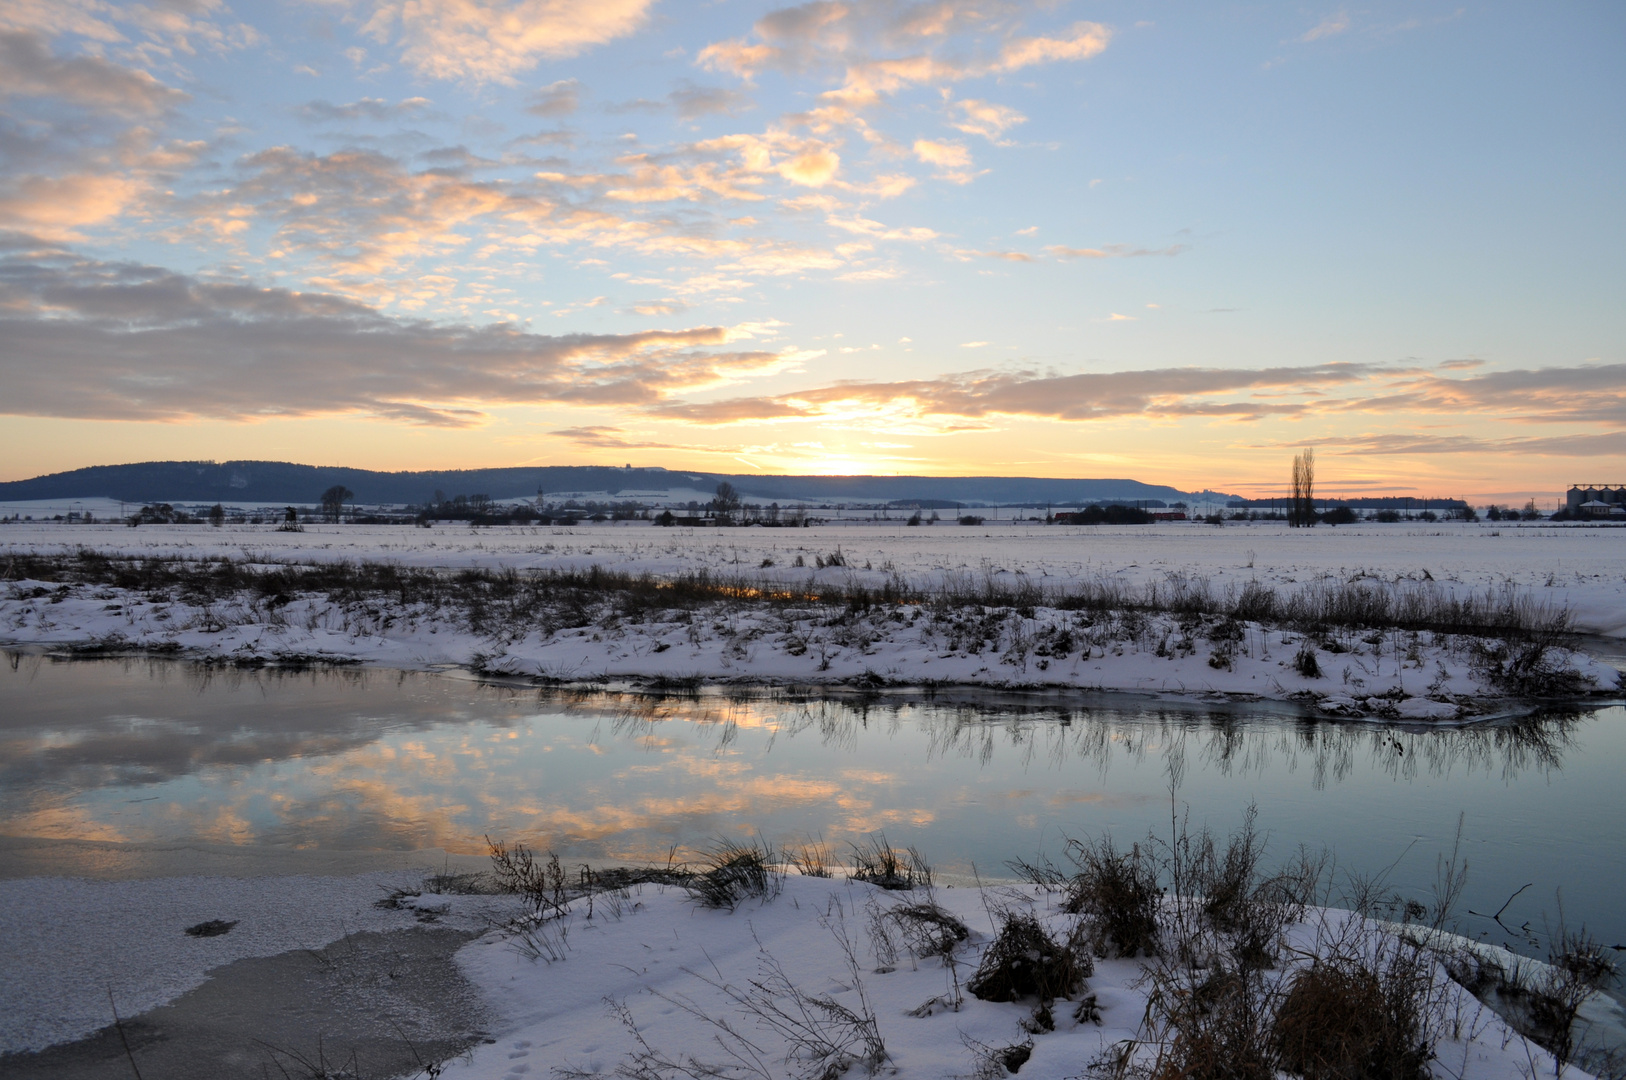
[107,988,144,1080]
[1469,882,1533,932]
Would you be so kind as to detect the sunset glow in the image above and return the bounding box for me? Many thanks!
[1,3,1620,499]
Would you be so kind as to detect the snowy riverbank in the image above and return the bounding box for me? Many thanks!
[3,521,1621,719]
[3,867,1621,1078]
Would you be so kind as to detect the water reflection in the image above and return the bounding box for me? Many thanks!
[604,692,1581,792]
[2,650,1622,964]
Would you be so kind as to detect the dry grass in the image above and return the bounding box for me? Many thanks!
[684,837,782,910]
[848,835,931,891]
[785,837,833,878]
[5,548,1581,647]
[1273,961,1432,1080]
[886,902,969,960]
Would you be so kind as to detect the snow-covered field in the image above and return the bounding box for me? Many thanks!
[5,868,1620,1078]
[3,520,1621,720]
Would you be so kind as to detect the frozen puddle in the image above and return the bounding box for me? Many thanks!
[1,926,489,1080]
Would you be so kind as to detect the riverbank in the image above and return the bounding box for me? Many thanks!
[2,861,1620,1079]
[3,530,1621,720]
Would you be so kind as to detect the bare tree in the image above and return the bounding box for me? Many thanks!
[1290,448,1316,527]
[712,481,741,524]
[319,484,353,524]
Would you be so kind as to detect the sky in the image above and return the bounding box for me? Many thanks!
[0,0,1621,500]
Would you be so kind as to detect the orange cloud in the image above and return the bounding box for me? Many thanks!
[952,98,1027,143]
[0,172,144,238]
[995,22,1112,70]
[360,0,654,84]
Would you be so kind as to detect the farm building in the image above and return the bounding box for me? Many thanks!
[1566,485,1626,517]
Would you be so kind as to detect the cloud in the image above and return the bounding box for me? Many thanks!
[1300,11,1350,42]
[0,118,208,241]
[994,22,1112,70]
[0,29,213,242]
[646,362,1389,426]
[359,0,654,84]
[699,4,1111,109]
[1046,243,1187,259]
[191,145,523,283]
[1338,363,1626,427]
[643,359,1626,439]
[1266,431,1626,458]
[526,79,581,117]
[912,139,968,168]
[696,39,780,81]
[0,244,798,425]
[0,0,263,66]
[627,299,688,316]
[298,96,435,123]
[952,98,1026,143]
[0,30,188,115]
[547,424,688,450]
[0,173,147,238]
[912,138,979,183]
[827,214,935,241]
[669,81,752,120]
[542,128,845,206]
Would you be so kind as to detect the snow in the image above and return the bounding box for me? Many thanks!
[1,871,1610,1077]
[2,520,1620,719]
[4,518,1622,635]
[436,874,1609,1079]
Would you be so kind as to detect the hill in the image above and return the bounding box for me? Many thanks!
[0,461,1232,508]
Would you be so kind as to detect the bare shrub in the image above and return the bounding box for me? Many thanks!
[1062,837,1162,958]
[887,902,969,960]
[510,917,572,963]
[968,911,1092,1005]
[961,1032,1033,1080]
[10,551,1598,691]
[487,835,567,917]
[864,897,901,973]
[1185,808,1312,972]
[1141,965,1278,1080]
[1469,626,1589,697]
[1490,923,1621,1074]
[1293,641,1321,678]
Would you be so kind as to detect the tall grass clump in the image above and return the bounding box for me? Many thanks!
[684,836,782,910]
[848,834,932,891]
